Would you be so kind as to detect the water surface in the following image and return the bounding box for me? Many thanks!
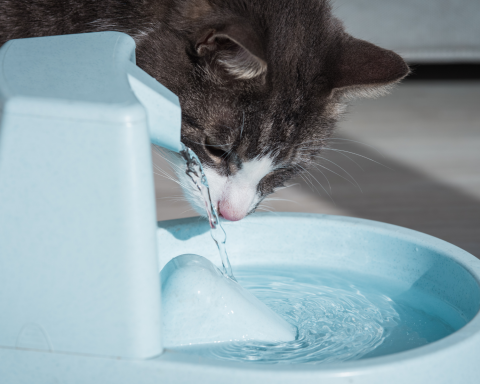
[172,266,466,364]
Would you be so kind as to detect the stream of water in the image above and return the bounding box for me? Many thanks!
[180,144,235,280]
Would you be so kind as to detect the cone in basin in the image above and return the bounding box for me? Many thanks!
[161,255,297,347]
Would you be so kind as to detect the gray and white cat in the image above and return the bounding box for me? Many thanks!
[0,0,409,221]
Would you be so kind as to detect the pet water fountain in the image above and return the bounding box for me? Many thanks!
[1,32,480,384]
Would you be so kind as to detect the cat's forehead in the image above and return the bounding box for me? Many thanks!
[182,77,332,166]
[237,0,337,75]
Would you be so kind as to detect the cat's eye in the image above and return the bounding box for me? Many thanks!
[204,136,230,159]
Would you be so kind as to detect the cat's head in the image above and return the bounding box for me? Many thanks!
[139,0,409,220]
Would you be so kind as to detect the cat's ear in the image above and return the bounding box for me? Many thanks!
[195,22,267,80]
[332,36,409,99]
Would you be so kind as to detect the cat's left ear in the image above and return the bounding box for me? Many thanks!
[332,36,409,99]
[196,21,267,80]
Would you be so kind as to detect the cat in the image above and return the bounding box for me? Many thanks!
[0,0,409,221]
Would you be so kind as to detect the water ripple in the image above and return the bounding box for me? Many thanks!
[197,269,400,364]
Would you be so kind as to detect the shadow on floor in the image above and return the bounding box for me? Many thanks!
[287,135,480,258]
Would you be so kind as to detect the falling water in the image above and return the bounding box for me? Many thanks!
[180,144,235,280]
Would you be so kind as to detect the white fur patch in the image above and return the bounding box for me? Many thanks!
[202,167,228,209]
[167,147,275,219]
[175,154,273,219]
[206,156,274,220]
[219,48,267,80]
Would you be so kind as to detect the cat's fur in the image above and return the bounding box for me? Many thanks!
[0,0,409,220]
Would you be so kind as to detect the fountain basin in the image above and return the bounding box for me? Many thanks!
[2,213,480,383]
[154,213,480,383]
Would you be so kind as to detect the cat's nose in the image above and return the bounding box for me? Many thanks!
[218,198,249,221]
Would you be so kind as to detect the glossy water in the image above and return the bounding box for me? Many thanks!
[180,144,235,280]
[172,266,466,364]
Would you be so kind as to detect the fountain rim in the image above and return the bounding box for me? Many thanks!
[157,212,480,371]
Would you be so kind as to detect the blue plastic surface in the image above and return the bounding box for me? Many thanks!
[0,32,181,359]
[0,31,181,151]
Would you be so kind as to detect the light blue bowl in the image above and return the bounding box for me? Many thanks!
[154,213,480,384]
[2,213,479,383]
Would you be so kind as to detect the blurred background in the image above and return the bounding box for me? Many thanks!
[153,0,480,258]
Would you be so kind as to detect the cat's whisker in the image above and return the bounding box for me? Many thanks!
[310,165,332,192]
[295,165,318,193]
[312,154,360,183]
[333,150,365,171]
[296,145,365,171]
[153,150,185,172]
[158,194,186,199]
[221,143,236,159]
[158,199,189,204]
[322,148,392,170]
[152,149,205,199]
[299,165,329,194]
[153,168,177,181]
[295,164,335,204]
[256,204,276,213]
[183,138,236,147]
[327,137,386,158]
[263,197,298,205]
[256,208,273,213]
[312,162,360,191]
[153,169,172,179]
[178,207,197,216]
[290,139,330,147]
[299,174,317,194]
[274,183,300,191]
[158,194,190,202]
[312,157,362,191]
[153,171,190,189]
[152,162,176,174]
[152,163,179,178]
[258,203,274,209]
[153,161,184,179]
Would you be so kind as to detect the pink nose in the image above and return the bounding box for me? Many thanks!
[218,200,247,221]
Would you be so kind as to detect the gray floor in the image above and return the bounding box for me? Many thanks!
[154,81,480,258]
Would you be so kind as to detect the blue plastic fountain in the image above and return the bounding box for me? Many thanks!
[1,32,479,384]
